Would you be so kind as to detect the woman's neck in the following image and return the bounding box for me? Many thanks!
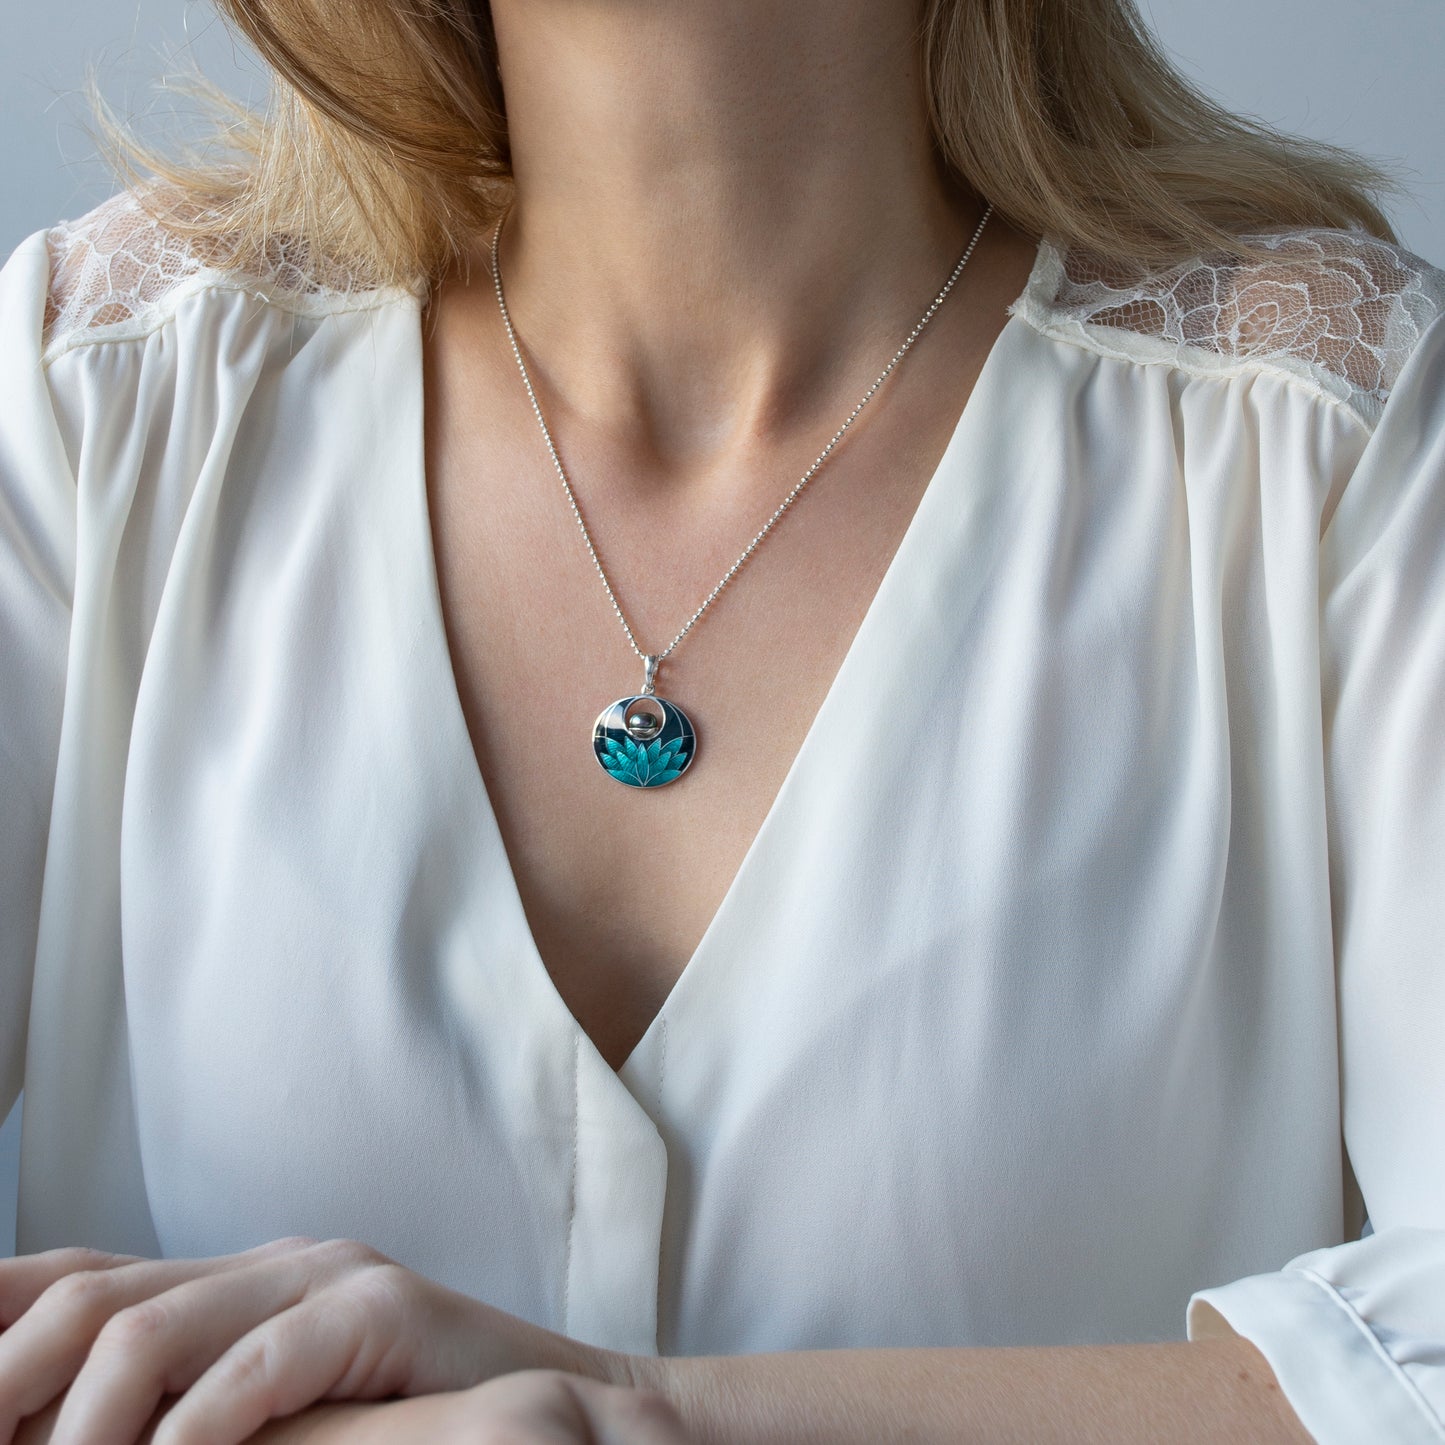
[485,0,987,466]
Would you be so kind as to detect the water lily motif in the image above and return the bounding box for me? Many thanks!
[601,734,689,787]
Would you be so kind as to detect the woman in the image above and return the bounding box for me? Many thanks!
[1,0,1443,1440]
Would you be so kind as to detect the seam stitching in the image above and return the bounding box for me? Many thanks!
[1007,297,1380,435]
[41,271,420,369]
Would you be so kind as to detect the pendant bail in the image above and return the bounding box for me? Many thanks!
[641,654,660,696]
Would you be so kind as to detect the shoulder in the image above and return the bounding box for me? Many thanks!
[1012,225,1445,430]
[38,188,417,367]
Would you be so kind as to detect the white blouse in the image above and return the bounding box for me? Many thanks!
[3,192,1445,1442]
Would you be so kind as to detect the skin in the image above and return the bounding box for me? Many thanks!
[3,0,1318,1441]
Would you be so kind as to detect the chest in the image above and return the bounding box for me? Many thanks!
[414,227,1048,1071]
[421,382,964,1070]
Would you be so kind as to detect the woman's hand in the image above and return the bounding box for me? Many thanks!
[13,1374,691,1445]
[0,1238,625,1445]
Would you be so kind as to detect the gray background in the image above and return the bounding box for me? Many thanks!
[1,0,1442,1255]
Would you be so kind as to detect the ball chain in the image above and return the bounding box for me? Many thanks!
[489,202,994,682]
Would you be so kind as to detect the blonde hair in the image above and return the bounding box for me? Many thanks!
[102,0,1405,289]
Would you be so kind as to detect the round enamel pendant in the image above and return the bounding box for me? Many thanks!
[593,693,697,789]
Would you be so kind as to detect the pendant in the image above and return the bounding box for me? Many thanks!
[593,654,698,789]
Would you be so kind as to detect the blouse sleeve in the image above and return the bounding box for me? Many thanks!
[1187,310,1445,1442]
[0,229,77,1123]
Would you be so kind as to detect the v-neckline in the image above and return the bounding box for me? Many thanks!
[409,234,1053,1079]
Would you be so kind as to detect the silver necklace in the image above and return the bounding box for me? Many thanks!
[489,202,993,789]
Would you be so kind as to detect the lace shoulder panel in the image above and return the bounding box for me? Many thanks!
[42,190,402,364]
[1016,227,1445,428]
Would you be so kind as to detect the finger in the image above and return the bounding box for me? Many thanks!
[13,1391,65,1445]
[0,1249,146,1328]
[45,1262,314,1445]
[150,1283,408,1445]
[455,1373,692,1445]
[0,1268,184,1435]
[558,1375,692,1445]
[0,1240,314,1438]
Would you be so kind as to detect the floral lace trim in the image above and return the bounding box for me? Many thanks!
[41,190,409,365]
[1013,227,1445,428]
[42,191,1445,427]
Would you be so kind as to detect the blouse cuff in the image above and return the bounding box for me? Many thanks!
[1188,1248,1445,1443]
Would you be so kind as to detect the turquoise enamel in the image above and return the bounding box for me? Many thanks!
[592,694,698,789]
